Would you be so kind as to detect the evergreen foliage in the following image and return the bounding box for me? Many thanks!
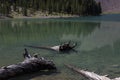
[0,0,102,16]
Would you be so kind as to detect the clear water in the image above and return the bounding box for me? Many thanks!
[0,14,120,80]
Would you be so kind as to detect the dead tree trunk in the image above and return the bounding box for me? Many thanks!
[0,57,56,80]
[65,64,120,80]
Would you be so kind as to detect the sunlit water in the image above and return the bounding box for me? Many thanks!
[0,14,120,80]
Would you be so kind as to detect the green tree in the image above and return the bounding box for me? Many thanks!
[0,0,102,16]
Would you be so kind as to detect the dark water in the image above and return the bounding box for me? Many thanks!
[0,14,120,80]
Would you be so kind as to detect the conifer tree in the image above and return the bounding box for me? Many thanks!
[0,0,102,16]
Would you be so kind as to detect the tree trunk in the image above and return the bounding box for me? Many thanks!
[0,57,56,80]
[65,64,120,80]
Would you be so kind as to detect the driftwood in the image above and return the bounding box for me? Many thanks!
[65,64,120,80]
[25,41,77,52]
[0,54,56,80]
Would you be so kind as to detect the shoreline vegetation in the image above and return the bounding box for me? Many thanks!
[0,0,102,19]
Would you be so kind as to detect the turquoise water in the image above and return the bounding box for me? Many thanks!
[0,14,120,80]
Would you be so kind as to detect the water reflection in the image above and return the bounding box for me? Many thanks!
[0,19,100,44]
[80,24,120,51]
[8,70,57,80]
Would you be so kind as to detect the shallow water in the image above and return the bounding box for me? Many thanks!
[0,14,120,80]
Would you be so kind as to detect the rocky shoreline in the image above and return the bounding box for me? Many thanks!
[0,11,79,19]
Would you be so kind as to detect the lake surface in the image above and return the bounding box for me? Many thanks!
[0,14,120,80]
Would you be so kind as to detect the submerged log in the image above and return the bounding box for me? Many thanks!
[25,41,77,52]
[65,64,120,80]
[0,54,56,80]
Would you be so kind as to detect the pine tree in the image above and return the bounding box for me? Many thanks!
[0,0,102,17]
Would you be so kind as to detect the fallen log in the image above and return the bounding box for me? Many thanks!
[0,52,56,80]
[65,64,120,80]
[25,41,77,52]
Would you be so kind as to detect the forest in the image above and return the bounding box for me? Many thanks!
[0,0,102,17]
